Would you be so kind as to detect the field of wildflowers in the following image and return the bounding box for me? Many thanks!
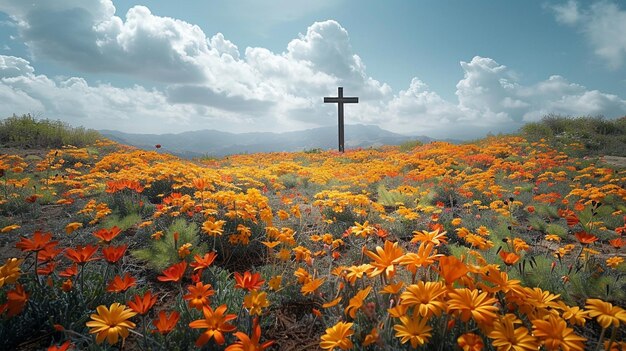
[0,134,625,350]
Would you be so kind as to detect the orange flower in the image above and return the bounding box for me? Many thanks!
[0,284,28,317]
[93,226,122,243]
[499,250,520,266]
[400,281,447,317]
[364,240,404,279]
[157,261,187,283]
[488,314,538,351]
[106,274,137,293]
[436,255,468,284]
[184,282,215,310]
[128,291,157,315]
[152,310,179,334]
[532,315,586,351]
[301,277,325,295]
[190,252,218,272]
[345,286,371,319]
[188,305,237,346]
[234,271,264,291]
[585,298,626,329]
[411,228,448,246]
[102,244,127,264]
[457,333,484,351]
[65,245,99,264]
[225,318,274,351]
[320,321,354,350]
[574,231,598,245]
[16,231,57,253]
[447,288,499,326]
[393,311,432,348]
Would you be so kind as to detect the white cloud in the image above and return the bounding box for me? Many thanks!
[550,0,626,69]
[0,1,624,139]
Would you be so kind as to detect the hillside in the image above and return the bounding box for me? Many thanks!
[0,125,625,350]
[100,124,437,157]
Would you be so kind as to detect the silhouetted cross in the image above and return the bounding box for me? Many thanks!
[324,87,358,152]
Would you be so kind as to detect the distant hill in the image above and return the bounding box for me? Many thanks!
[100,124,441,157]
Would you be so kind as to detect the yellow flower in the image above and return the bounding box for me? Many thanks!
[451,218,463,226]
[268,275,282,291]
[1,224,21,233]
[0,258,23,288]
[393,312,432,348]
[64,222,82,234]
[606,256,624,269]
[585,298,626,329]
[322,297,342,308]
[320,321,353,350]
[532,315,586,351]
[86,303,137,345]
[202,219,226,237]
[558,302,588,326]
[243,290,269,316]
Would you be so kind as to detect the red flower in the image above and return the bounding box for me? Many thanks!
[157,261,187,283]
[65,245,99,264]
[574,231,598,245]
[153,310,179,334]
[609,237,626,249]
[128,291,157,315]
[47,341,72,351]
[234,271,264,291]
[16,231,57,253]
[106,273,137,293]
[190,252,218,273]
[59,264,78,278]
[37,261,57,276]
[155,144,162,149]
[0,284,28,317]
[102,244,127,264]
[93,226,122,243]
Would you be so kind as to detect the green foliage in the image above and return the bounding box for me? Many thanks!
[101,213,142,232]
[519,114,626,156]
[132,218,205,270]
[0,114,101,148]
[376,184,409,207]
[398,139,423,152]
[545,223,568,239]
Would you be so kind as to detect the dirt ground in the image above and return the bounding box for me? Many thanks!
[602,155,626,168]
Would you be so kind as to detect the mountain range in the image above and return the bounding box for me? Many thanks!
[100,124,447,158]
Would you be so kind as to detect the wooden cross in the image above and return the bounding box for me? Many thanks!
[324,87,358,152]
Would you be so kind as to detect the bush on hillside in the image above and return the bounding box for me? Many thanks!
[520,114,626,156]
[0,114,101,148]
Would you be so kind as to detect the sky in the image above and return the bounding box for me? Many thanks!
[0,0,625,139]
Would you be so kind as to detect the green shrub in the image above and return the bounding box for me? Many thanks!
[0,114,101,148]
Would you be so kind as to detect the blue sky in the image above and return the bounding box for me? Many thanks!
[0,0,625,139]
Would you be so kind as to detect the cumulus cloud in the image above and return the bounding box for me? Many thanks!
[550,0,626,69]
[0,1,625,139]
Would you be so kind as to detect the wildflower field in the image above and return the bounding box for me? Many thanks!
[1,134,625,350]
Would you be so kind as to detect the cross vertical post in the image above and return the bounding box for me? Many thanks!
[324,87,358,152]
